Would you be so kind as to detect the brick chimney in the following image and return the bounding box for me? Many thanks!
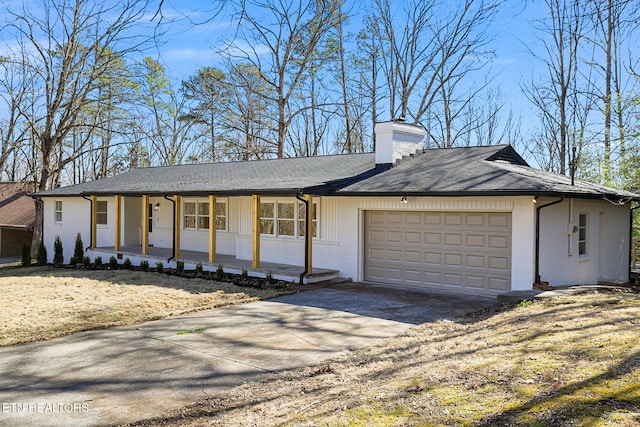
[374,119,425,167]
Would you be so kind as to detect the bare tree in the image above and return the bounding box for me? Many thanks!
[181,67,229,162]
[372,0,500,125]
[4,0,158,251]
[0,57,31,181]
[136,57,197,165]
[584,0,640,184]
[224,0,342,158]
[524,0,588,174]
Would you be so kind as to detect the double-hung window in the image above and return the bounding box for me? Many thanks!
[96,200,108,225]
[578,213,588,256]
[260,200,317,238]
[54,200,63,223]
[184,200,227,230]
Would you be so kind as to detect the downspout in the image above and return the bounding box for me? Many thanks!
[296,192,310,285]
[82,195,93,251]
[164,195,176,262]
[535,196,565,284]
[630,202,640,282]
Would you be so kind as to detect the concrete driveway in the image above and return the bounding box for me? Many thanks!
[0,283,494,427]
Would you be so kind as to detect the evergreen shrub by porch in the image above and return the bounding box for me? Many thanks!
[53,236,64,266]
[37,241,47,266]
[21,242,31,266]
[73,233,84,260]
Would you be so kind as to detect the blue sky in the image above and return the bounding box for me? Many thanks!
[153,1,547,131]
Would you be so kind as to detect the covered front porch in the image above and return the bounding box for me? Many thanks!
[89,245,339,284]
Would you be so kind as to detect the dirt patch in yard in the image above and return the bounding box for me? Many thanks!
[0,266,295,346]
[129,286,640,427]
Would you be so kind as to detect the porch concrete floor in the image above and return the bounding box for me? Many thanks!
[91,246,339,284]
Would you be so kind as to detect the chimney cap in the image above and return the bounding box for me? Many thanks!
[391,117,406,123]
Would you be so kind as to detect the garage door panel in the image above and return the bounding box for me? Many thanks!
[466,254,485,268]
[405,231,422,244]
[488,256,509,270]
[365,211,512,296]
[405,251,422,263]
[444,233,463,246]
[489,235,510,249]
[444,253,463,266]
[424,252,441,265]
[424,232,441,245]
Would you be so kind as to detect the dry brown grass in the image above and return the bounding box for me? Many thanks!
[0,266,294,346]
[129,287,640,427]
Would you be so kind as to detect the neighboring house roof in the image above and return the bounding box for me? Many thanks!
[33,145,640,201]
[0,182,36,229]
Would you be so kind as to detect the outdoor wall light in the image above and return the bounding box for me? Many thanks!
[532,196,538,203]
[400,196,408,204]
[154,203,160,211]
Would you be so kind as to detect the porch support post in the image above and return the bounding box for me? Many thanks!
[305,194,313,275]
[141,194,149,255]
[208,195,216,264]
[90,195,97,249]
[252,194,260,268]
[114,195,121,251]
[174,195,181,259]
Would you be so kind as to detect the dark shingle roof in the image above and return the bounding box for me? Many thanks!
[0,182,35,229]
[35,154,377,197]
[335,145,639,200]
[33,145,640,201]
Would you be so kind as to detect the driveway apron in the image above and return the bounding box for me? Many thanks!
[0,283,494,427]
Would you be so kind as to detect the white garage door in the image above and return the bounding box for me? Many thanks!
[365,211,512,295]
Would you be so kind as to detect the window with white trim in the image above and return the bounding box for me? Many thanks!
[184,202,197,229]
[184,200,227,230]
[198,202,210,229]
[578,213,587,255]
[215,201,227,230]
[55,200,63,223]
[96,200,108,225]
[260,200,317,238]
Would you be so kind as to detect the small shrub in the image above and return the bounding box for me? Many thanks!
[83,256,91,268]
[241,267,248,280]
[37,241,47,265]
[69,256,78,266]
[195,262,203,274]
[123,258,132,269]
[265,269,273,285]
[155,262,164,273]
[176,260,184,273]
[21,241,31,267]
[139,260,149,271]
[109,256,118,269]
[94,256,103,267]
[73,233,84,260]
[53,236,64,266]
[216,264,224,281]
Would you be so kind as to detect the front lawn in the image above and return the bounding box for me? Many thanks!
[0,266,295,346]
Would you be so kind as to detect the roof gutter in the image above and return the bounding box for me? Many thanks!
[164,195,176,262]
[630,202,640,283]
[535,196,565,284]
[81,195,93,251]
[296,191,311,285]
